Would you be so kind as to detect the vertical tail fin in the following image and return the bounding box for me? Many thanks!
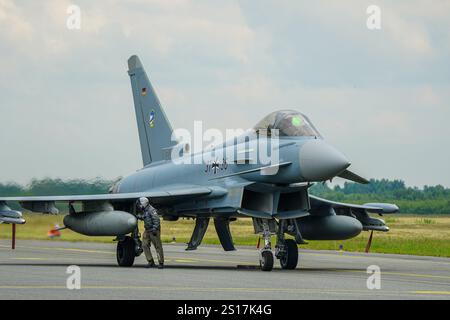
[127,55,175,165]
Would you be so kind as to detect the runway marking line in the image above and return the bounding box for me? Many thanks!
[1,284,450,297]
[174,259,196,263]
[0,244,249,265]
[2,243,450,282]
[336,269,450,281]
[4,242,450,266]
[236,247,450,266]
[0,244,114,255]
[413,291,450,295]
[7,257,45,261]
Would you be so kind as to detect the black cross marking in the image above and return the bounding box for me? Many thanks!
[211,160,220,174]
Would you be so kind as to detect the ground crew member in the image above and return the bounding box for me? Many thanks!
[137,197,164,269]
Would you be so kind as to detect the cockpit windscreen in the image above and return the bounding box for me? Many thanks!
[253,110,322,138]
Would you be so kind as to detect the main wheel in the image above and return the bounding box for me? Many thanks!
[280,239,298,270]
[117,236,135,267]
[260,250,274,271]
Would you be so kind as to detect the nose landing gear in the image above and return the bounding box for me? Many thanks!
[259,220,275,271]
[260,250,274,271]
[254,218,300,271]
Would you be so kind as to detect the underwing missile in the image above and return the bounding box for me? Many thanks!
[0,202,25,224]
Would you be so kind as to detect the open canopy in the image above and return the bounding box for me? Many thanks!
[253,110,322,138]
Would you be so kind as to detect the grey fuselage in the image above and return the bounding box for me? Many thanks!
[116,132,349,219]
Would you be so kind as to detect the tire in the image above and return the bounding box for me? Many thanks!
[117,236,135,267]
[280,239,298,270]
[260,250,274,271]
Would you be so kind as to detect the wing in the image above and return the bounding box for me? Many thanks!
[0,184,226,219]
[0,187,213,203]
[309,195,399,214]
[309,194,399,232]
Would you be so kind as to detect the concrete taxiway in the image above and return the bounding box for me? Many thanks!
[0,239,449,299]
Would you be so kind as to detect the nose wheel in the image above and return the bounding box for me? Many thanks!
[260,250,274,271]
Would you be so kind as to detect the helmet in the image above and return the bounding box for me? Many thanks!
[138,197,149,209]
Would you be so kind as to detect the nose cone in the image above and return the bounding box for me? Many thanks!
[299,140,350,181]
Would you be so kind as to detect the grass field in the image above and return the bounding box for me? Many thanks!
[1,214,450,257]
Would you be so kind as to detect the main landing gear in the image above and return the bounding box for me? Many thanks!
[275,220,299,270]
[116,226,143,267]
[117,236,135,266]
[254,218,300,271]
[277,239,298,270]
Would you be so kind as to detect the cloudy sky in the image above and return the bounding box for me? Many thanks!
[0,0,449,187]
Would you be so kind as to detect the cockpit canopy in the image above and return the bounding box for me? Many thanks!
[253,110,322,138]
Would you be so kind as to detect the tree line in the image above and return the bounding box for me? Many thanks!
[310,179,450,214]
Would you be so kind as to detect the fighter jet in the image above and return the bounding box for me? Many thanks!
[0,55,398,271]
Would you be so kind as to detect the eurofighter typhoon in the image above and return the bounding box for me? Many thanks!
[0,56,398,271]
